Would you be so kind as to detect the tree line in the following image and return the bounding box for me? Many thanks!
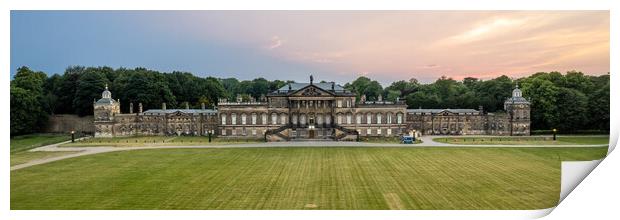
[10,66,609,136]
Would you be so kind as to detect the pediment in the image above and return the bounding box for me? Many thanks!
[438,110,455,115]
[290,85,334,97]
[171,110,188,117]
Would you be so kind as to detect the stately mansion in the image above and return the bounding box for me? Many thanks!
[94,76,530,140]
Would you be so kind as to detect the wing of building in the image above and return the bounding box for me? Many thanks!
[94,76,530,140]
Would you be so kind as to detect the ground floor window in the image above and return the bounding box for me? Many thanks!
[387,128,392,135]
[377,128,382,135]
[367,128,371,136]
[252,129,257,136]
[232,129,236,136]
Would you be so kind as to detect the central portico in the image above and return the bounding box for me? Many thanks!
[267,76,358,140]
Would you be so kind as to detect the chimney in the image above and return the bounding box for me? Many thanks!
[185,102,190,109]
[162,102,166,110]
[201,102,205,110]
[138,103,143,113]
[331,82,335,91]
[129,103,134,114]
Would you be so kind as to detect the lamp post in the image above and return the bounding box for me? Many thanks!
[208,129,213,143]
[552,128,557,141]
[71,130,75,143]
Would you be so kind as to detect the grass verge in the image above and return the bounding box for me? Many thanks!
[433,136,609,145]
[11,146,607,210]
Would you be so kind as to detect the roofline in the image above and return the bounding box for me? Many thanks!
[267,83,355,97]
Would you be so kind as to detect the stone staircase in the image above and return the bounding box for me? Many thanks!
[332,124,359,141]
[265,124,359,142]
[264,125,291,141]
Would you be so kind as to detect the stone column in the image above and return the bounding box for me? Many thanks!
[139,103,143,113]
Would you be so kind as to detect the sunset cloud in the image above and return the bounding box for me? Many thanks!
[11,11,609,84]
[266,36,283,49]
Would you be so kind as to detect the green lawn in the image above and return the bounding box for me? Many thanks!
[10,133,72,153]
[61,136,263,147]
[433,136,609,145]
[11,146,607,210]
[11,151,80,166]
[10,133,79,166]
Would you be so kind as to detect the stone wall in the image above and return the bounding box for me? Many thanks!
[45,114,94,134]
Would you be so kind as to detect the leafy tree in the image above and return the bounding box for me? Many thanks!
[12,66,47,95]
[587,79,610,130]
[520,77,559,129]
[113,69,176,111]
[73,68,109,116]
[10,86,43,136]
[250,78,270,99]
[345,76,383,101]
[553,87,588,131]
[11,67,49,134]
[56,66,85,114]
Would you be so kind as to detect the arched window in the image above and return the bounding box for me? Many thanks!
[356,114,362,124]
[292,114,298,125]
[367,113,372,124]
[387,113,392,124]
[337,114,343,124]
[271,113,278,125]
[241,113,247,125]
[325,115,331,125]
[280,114,287,125]
[397,113,403,124]
[251,113,257,125]
[317,114,323,125]
[300,114,306,125]
[231,113,237,125]
[221,114,227,125]
[376,113,382,124]
[261,113,267,125]
[346,113,352,124]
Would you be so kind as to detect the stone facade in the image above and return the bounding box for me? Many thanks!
[93,77,530,140]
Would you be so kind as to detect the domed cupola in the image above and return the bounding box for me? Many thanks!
[512,84,523,98]
[504,84,530,110]
[95,84,117,106]
[102,84,112,99]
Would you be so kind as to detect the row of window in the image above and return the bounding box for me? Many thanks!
[221,113,286,125]
[219,128,401,136]
[220,112,404,125]
[289,99,355,108]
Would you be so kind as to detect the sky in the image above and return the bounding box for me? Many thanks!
[10,11,609,85]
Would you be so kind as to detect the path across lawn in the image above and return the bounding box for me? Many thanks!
[10,136,610,171]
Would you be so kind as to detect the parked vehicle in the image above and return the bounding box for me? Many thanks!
[401,135,415,144]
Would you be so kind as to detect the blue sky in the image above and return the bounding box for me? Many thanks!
[10,11,609,84]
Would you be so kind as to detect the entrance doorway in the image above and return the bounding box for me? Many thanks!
[309,130,315,138]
